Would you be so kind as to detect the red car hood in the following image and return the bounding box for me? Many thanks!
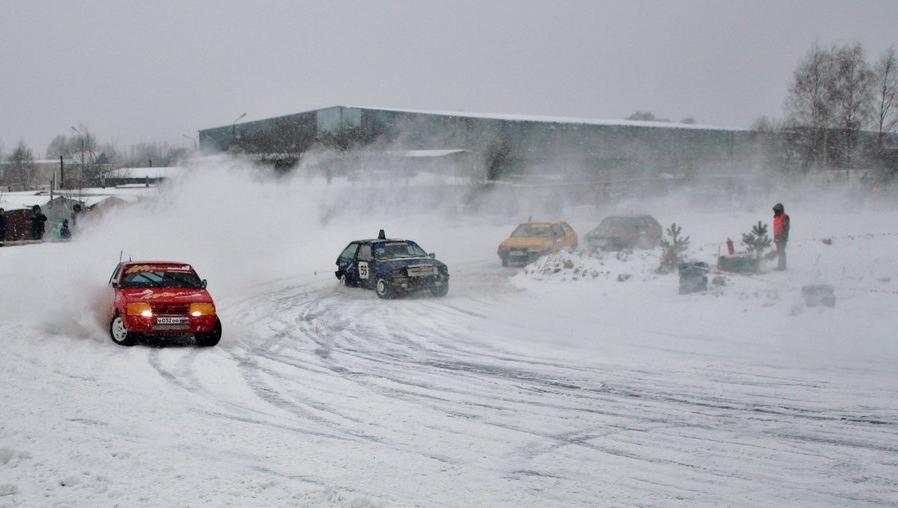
[119,287,213,304]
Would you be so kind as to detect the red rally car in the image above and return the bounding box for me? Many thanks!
[106,261,222,347]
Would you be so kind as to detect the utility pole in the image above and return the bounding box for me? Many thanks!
[59,155,64,190]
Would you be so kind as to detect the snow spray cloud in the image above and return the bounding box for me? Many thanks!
[0,131,894,341]
[0,150,513,339]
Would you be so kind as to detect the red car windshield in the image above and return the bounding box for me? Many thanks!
[120,270,203,289]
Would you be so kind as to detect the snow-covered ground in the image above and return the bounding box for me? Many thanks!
[1,165,897,506]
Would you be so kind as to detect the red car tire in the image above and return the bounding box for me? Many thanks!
[109,314,139,346]
[195,318,222,347]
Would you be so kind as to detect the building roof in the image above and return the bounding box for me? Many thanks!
[0,192,51,210]
[206,105,747,133]
[349,105,747,131]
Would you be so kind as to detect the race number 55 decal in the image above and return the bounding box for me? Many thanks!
[358,261,369,280]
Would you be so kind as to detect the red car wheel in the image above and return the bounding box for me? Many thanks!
[109,315,138,346]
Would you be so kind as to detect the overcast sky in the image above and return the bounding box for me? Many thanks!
[2,0,897,155]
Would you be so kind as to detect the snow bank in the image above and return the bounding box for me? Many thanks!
[516,249,660,283]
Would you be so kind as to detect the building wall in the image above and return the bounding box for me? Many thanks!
[198,106,756,178]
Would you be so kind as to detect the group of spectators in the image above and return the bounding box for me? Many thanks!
[0,205,73,244]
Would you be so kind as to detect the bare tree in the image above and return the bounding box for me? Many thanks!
[124,142,189,168]
[46,134,69,158]
[96,143,121,165]
[47,125,100,172]
[625,111,672,122]
[785,42,833,167]
[828,42,874,165]
[751,115,778,132]
[785,42,877,167]
[626,111,656,121]
[8,141,36,190]
[873,46,898,147]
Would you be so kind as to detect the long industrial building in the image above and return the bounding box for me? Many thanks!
[198,106,757,179]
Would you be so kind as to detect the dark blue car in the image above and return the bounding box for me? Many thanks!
[335,232,449,299]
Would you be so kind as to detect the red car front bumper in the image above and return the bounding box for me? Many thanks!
[123,314,218,335]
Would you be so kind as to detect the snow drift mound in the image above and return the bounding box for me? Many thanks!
[516,249,661,283]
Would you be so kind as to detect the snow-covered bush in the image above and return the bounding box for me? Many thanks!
[742,221,772,259]
[658,222,690,273]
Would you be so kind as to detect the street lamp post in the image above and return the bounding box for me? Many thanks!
[70,126,85,188]
[232,113,246,149]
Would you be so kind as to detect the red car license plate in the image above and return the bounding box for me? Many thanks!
[156,316,189,325]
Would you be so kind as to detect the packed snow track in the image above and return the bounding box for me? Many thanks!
[2,186,898,505]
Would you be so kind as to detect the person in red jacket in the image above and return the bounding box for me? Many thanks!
[772,203,790,270]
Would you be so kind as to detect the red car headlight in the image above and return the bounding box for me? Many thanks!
[126,302,153,317]
[189,302,216,317]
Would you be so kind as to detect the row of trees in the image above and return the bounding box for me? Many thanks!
[759,42,897,170]
[45,127,190,169]
[0,128,192,190]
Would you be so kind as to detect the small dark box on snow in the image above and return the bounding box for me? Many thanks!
[802,284,836,308]
[678,261,708,294]
[718,254,757,274]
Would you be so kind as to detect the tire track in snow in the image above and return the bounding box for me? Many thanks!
[146,348,202,393]
[219,266,898,505]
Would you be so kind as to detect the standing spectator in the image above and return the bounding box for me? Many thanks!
[30,205,48,241]
[71,203,82,229]
[59,219,71,240]
[772,202,790,270]
[0,208,6,245]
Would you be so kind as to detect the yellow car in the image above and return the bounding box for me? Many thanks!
[497,221,578,266]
